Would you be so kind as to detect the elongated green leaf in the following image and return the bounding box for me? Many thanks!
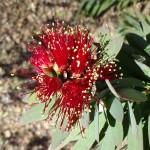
[22,93,38,104]
[95,88,110,99]
[85,0,96,14]
[118,87,147,102]
[144,44,150,56]
[117,48,149,79]
[128,102,139,139]
[100,24,111,46]
[49,129,69,150]
[127,120,143,150]
[141,20,150,37]
[127,126,138,150]
[105,79,120,99]
[148,115,150,147]
[19,98,55,125]
[106,97,123,122]
[112,78,145,88]
[97,126,115,150]
[51,127,81,150]
[96,0,115,16]
[94,103,99,142]
[111,121,123,146]
[90,1,100,16]
[78,0,88,13]
[143,118,150,150]
[126,33,149,54]
[104,36,124,61]
[80,110,89,129]
[135,60,150,78]
[72,113,106,150]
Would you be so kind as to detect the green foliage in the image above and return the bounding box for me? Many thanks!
[127,104,143,150]
[78,0,116,17]
[78,0,144,17]
[117,11,150,36]
[19,97,55,125]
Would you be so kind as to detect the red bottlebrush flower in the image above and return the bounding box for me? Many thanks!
[69,27,93,78]
[26,42,53,74]
[49,80,90,131]
[98,62,120,80]
[25,21,120,133]
[34,75,62,111]
[39,21,74,74]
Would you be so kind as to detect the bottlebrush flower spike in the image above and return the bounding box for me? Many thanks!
[25,20,121,133]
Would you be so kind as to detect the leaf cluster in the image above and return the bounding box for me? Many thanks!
[78,0,144,17]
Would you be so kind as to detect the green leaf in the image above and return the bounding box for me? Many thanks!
[80,109,89,129]
[22,93,38,104]
[100,24,111,46]
[126,33,149,54]
[78,0,88,13]
[90,1,100,16]
[128,104,143,150]
[96,88,110,99]
[117,47,149,80]
[85,0,96,15]
[96,0,115,16]
[104,36,124,61]
[19,98,55,125]
[144,44,150,56]
[118,87,147,102]
[97,126,115,150]
[94,103,99,142]
[143,117,150,150]
[127,102,139,139]
[127,126,138,150]
[112,78,145,88]
[105,79,120,99]
[148,115,150,147]
[28,93,38,104]
[141,20,150,37]
[135,60,150,78]
[106,97,123,122]
[49,128,69,150]
[19,103,47,125]
[72,113,106,150]
[111,121,123,146]
[51,127,81,150]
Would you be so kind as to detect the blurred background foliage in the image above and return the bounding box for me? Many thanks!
[0,0,150,150]
[78,0,148,17]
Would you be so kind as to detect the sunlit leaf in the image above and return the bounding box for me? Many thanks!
[72,113,106,150]
[80,110,89,129]
[141,20,150,37]
[106,97,123,122]
[128,104,143,150]
[111,121,123,146]
[127,102,139,139]
[104,36,124,61]
[22,93,38,104]
[135,60,150,78]
[49,128,69,150]
[94,103,99,142]
[100,24,111,46]
[19,97,55,125]
[97,126,115,150]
